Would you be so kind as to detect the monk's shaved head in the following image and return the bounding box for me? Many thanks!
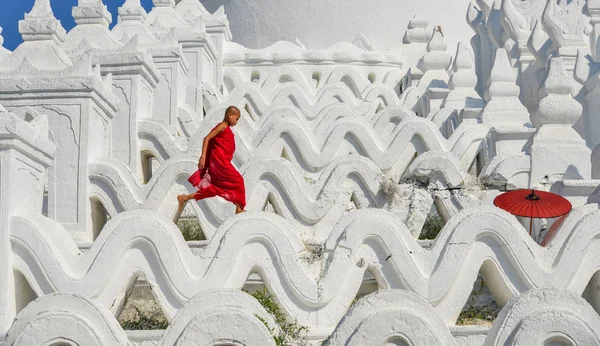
[225,106,240,117]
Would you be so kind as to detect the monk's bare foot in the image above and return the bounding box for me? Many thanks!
[235,205,245,214]
[177,195,187,213]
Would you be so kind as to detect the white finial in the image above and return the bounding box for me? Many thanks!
[489,48,517,86]
[479,48,531,127]
[453,42,474,70]
[427,28,447,52]
[119,0,147,22]
[0,27,4,46]
[408,15,428,29]
[72,0,112,27]
[418,28,451,72]
[532,57,581,127]
[449,42,476,89]
[19,0,66,43]
[404,14,430,44]
[443,41,483,111]
[29,0,54,16]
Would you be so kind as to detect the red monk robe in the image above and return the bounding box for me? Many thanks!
[188,125,246,209]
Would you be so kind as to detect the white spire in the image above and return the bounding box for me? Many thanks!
[18,0,66,43]
[119,0,147,22]
[533,57,581,127]
[479,48,531,127]
[72,0,112,27]
[448,41,476,90]
[29,0,53,16]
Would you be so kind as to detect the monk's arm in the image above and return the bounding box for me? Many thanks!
[199,122,227,166]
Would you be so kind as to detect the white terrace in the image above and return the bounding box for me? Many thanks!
[1,0,600,345]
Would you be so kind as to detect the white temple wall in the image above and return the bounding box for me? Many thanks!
[4,0,600,343]
[200,0,473,52]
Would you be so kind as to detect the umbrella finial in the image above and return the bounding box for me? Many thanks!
[526,189,540,201]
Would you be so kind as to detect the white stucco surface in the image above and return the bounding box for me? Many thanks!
[1,0,600,344]
[200,0,474,51]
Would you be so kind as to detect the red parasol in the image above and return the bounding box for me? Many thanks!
[493,189,572,235]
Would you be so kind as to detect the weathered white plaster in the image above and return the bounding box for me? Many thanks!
[11,204,600,334]
[198,0,473,52]
[479,48,531,128]
[327,290,458,345]
[486,289,600,345]
[159,290,276,345]
[0,107,54,334]
[3,0,600,343]
[528,57,591,186]
[4,294,130,345]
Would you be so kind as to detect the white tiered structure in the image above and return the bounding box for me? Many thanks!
[3,0,600,345]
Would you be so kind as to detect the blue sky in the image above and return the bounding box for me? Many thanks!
[0,0,154,51]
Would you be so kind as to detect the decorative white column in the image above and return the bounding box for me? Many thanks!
[479,48,531,127]
[0,0,118,240]
[542,0,591,84]
[500,0,545,66]
[18,0,66,44]
[62,0,121,51]
[500,0,547,108]
[402,16,431,87]
[529,57,591,186]
[112,0,158,45]
[176,0,226,98]
[0,106,54,334]
[418,28,452,90]
[147,0,216,119]
[403,15,431,44]
[479,48,534,170]
[65,0,160,180]
[442,41,483,114]
[145,0,192,128]
[416,28,452,117]
[589,0,600,62]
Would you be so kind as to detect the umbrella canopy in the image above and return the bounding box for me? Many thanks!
[493,189,572,219]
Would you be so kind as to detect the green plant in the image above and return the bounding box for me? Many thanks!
[247,288,308,346]
[456,304,499,325]
[119,306,169,330]
[177,218,205,241]
[418,213,444,240]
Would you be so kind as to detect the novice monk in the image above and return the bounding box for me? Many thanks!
[177,106,246,214]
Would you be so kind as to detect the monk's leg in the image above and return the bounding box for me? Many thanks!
[235,204,246,214]
[193,186,220,202]
[177,193,196,212]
